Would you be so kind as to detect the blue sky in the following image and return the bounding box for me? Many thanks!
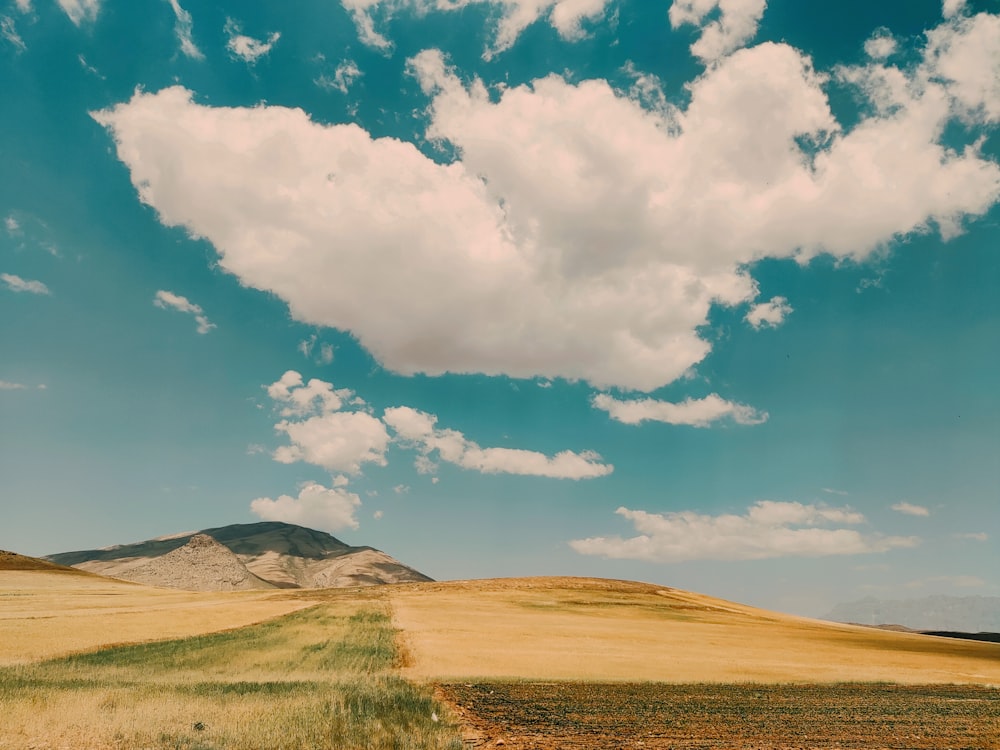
[1,0,997,616]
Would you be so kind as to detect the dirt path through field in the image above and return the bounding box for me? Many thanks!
[437,682,1000,749]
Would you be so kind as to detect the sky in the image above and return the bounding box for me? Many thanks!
[1,0,998,617]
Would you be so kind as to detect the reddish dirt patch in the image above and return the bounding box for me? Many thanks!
[437,682,1000,749]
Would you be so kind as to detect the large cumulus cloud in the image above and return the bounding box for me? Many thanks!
[94,13,1000,392]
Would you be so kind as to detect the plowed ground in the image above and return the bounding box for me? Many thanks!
[438,682,1000,749]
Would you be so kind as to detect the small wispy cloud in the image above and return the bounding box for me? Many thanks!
[316,59,362,94]
[57,0,99,26]
[822,488,849,496]
[2,273,50,295]
[0,381,46,391]
[224,18,279,64]
[298,334,334,364]
[167,0,203,60]
[592,393,767,427]
[1,16,26,51]
[78,54,104,78]
[746,296,793,329]
[891,501,930,517]
[153,290,215,334]
[954,532,989,542]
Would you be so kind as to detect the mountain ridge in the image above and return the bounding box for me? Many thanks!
[825,594,1000,632]
[46,521,432,591]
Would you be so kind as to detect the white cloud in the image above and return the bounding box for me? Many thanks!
[14,0,32,13]
[393,483,410,494]
[250,481,361,531]
[746,296,792,328]
[265,371,389,475]
[78,54,103,78]
[58,0,99,25]
[570,501,920,562]
[167,0,203,60]
[2,273,49,295]
[1,16,25,51]
[954,532,988,542]
[317,60,362,94]
[822,487,849,496]
[274,411,390,474]
[298,335,335,364]
[864,28,897,60]
[669,0,767,62]
[593,392,766,427]
[94,16,1000,393]
[373,509,384,519]
[922,11,1000,124]
[0,381,27,390]
[340,0,612,57]
[224,18,279,64]
[942,0,967,19]
[384,405,613,479]
[266,370,354,416]
[4,216,20,233]
[153,290,215,334]
[891,501,930,517]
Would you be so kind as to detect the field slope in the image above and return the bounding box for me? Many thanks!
[0,566,312,664]
[388,577,1000,684]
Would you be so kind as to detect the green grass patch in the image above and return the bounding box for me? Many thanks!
[0,602,461,749]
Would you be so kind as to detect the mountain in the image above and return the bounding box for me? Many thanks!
[46,521,433,591]
[824,595,1000,632]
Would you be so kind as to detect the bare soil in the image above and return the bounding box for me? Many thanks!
[438,681,1000,749]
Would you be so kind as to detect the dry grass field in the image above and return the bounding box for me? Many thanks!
[4,567,1000,749]
[389,577,1000,684]
[0,570,312,664]
[0,587,459,749]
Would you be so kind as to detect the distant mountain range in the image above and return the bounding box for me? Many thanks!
[46,521,433,592]
[825,595,1000,632]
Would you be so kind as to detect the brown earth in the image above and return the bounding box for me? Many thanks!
[437,681,1000,749]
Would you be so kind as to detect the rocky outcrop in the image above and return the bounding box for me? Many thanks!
[101,534,275,591]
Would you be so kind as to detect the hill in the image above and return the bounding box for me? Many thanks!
[825,594,1000,631]
[46,521,432,591]
[387,577,1000,684]
[0,550,90,574]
